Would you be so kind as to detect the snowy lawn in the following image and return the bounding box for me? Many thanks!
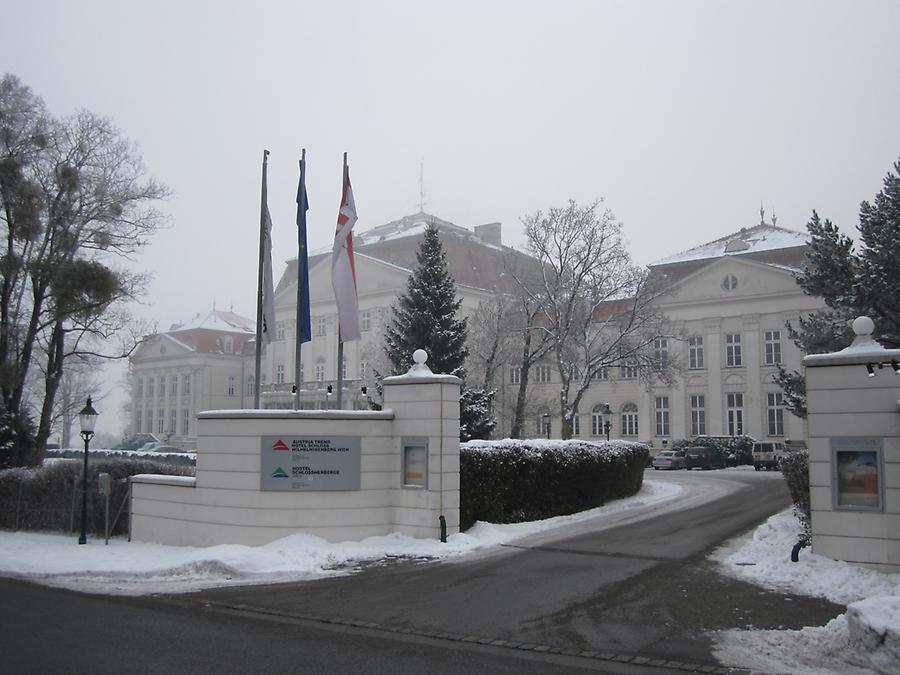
[711,509,900,675]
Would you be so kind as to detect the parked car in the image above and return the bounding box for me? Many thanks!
[652,450,686,470]
[752,441,786,471]
[684,446,726,470]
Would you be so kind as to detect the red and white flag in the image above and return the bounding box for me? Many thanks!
[331,161,361,341]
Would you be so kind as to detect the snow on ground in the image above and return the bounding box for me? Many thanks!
[711,509,900,675]
[0,478,682,596]
[4,471,899,674]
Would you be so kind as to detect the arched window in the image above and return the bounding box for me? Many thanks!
[621,402,639,436]
[591,403,608,437]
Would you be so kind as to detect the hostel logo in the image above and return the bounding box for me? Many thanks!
[272,440,290,452]
[272,467,289,479]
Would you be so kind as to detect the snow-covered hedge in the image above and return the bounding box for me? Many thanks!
[44,447,196,466]
[0,458,194,535]
[778,448,811,541]
[459,439,648,531]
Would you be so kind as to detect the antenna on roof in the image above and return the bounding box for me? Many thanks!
[759,202,765,225]
[772,209,777,226]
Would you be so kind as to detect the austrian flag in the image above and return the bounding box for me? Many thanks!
[331,161,361,341]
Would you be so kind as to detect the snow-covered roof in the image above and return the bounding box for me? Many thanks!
[168,309,255,334]
[652,223,809,266]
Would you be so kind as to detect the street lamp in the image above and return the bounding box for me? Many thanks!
[77,397,98,545]
[542,413,551,439]
[601,403,612,441]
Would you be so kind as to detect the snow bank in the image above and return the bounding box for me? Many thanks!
[712,509,900,674]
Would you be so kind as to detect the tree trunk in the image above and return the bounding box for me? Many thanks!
[510,330,533,439]
[35,318,65,461]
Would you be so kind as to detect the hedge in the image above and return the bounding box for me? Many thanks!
[779,449,811,542]
[460,439,648,531]
[0,457,194,536]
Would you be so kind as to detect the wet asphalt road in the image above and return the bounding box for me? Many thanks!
[186,470,845,670]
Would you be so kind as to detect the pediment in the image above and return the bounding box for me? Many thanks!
[132,334,193,362]
[660,257,801,306]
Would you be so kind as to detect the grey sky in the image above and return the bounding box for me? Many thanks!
[3,1,899,434]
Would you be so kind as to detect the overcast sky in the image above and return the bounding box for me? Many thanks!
[3,1,899,434]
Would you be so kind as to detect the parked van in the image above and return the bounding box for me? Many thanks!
[752,441,786,471]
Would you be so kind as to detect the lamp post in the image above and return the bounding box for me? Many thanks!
[602,403,612,441]
[77,397,98,545]
[542,413,551,439]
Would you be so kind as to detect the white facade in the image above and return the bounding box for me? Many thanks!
[518,224,826,448]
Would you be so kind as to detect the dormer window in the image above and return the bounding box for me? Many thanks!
[724,239,750,253]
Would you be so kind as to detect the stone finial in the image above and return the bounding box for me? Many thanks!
[409,349,432,375]
[848,316,879,350]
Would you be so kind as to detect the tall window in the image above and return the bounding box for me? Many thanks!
[620,361,638,379]
[655,396,670,436]
[342,356,348,379]
[767,392,785,436]
[135,410,142,434]
[277,322,286,340]
[315,358,325,383]
[316,316,327,337]
[359,360,368,380]
[146,410,153,434]
[764,330,782,365]
[654,338,668,368]
[690,394,706,437]
[227,376,235,397]
[246,375,255,396]
[509,366,521,384]
[535,364,551,383]
[572,415,580,436]
[169,409,176,435]
[157,408,165,434]
[361,310,371,332]
[182,374,191,395]
[169,376,176,395]
[221,336,233,353]
[181,410,190,435]
[726,334,742,367]
[135,378,143,399]
[275,364,285,384]
[148,377,155,399]
[726,392,744,436]
[621,403,639,436]
[688,336,704,369]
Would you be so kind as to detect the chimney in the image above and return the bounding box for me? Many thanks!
[474,222,502,246]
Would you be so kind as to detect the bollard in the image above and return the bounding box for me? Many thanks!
[439,515,447,543]
[98,473,111,545]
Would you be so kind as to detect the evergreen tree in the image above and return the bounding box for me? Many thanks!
[382,224,495,439]
[777,156,900,417]
[384,224,469,377]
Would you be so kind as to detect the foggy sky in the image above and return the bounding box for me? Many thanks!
[3,1,899,434]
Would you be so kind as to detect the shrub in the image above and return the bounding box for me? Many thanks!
[0,457,194,536]
[460,439,648,531]
[779,449,811,542]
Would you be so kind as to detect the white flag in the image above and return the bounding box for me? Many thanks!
[331,164,361,341]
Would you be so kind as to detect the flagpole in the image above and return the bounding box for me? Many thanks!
[254,149,269,409]
[335,152,348,410]
[294,148,307,410]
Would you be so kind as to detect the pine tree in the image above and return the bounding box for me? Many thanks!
[384,224,469,377]
[777,156,900,417]
[382,224,495,439]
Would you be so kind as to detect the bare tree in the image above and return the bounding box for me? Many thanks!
[0,74,168,466]
[521,200,671,439]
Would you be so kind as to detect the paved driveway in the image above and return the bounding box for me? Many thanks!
[187,470,844,672]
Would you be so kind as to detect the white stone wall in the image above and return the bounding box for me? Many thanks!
[805,335,900,572]
[130,372,461,546]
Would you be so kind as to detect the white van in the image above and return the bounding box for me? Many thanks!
[752,441,786,471]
